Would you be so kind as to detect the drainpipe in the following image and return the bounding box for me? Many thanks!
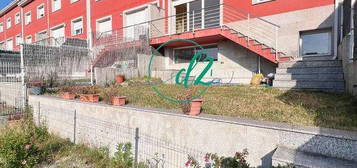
[47,0,50,38]
[86,0,94,85]
[20,7,24,43]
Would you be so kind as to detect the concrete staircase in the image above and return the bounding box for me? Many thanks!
[273,60,345,92]
[272,146,357,168]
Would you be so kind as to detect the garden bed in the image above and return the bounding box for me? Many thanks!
[43,79,357,131]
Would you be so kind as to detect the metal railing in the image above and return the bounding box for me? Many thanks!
[92,3,281,60]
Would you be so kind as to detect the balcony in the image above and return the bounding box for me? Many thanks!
[93,3,287,63]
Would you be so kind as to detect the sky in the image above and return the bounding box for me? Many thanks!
[0,0,14,10]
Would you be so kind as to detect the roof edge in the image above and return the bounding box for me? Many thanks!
[0,0,21,17]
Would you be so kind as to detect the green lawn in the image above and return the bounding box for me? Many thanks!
[109,84,357,131]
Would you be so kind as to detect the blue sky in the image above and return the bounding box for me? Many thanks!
[0,0,14,10]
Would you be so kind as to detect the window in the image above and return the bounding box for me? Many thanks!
[15,13,21,25]
[16,35,22,46]
[52,0,61,12]
[0,23,3,32]
[6,38,13,50]
[0,42,4,50]
[36,31,47,41]
[7,18,11,29]
[70,0,79,3]
[72,17,83,36]
[26,36,32,44]
[96,16,112,34]
[37,4,45,19]
[300,29,332,56]
[125,8,148,41]
[25,12,32,25]
[252,0,274,5]
[174,45,218,64]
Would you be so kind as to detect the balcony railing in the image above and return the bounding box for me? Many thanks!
[93,3,281,59]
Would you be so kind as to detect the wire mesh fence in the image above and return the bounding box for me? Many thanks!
[0,50,25,116]
[35,102,207,168]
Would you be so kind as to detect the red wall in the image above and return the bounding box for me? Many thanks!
[224,0,334,17]
[0,5,22,50]
[0,0,335,51]
[90,0,159,33]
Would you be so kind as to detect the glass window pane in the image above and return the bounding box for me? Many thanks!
[301,31,331,56]
[174,45,218,63]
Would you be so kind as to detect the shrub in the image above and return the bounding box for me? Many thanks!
[185,149,249,168]
[112,143,134,167]
[77,85,101,95]
[0,119,48,168]
[101,85,120,104]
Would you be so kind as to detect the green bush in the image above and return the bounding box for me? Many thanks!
[0,120,48,168]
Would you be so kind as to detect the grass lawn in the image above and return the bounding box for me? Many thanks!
[110,84,357,131]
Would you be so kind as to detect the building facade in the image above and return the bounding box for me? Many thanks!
[1,0,355,94]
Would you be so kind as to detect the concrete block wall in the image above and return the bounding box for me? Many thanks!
[164,40,276,85]
[261,5,335,58]
[339,35,357,97]
[29,95,357,168]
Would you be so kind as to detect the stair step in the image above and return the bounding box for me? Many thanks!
[279,60,342,68]
[272,146,357,168]
[275,73,344,81]
[273,80,345,89]
[276,67,343,74]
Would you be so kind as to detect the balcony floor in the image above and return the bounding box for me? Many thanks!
[149,27,225,48]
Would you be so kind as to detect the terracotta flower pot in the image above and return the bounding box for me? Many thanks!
[111,96,126,106]
[115,75,125,83]
[80,94,100,103]
[188,98,203,116]
[62,92,76,100]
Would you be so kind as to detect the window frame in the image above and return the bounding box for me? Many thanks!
[15,34,22,46]
[6,38,13,50]
[173,44,219,64]
[6,17,11,29]
[36,30,48,41]
[25,35,32,44]
[0,41,5,50]
[37,4,45,19]
[299,28,333,57]
[71,16,83,36]
[25,11,32,25]
[52,0,62,12]
[252,0,274,5]
[96,15,112,35]
[0,23,3,32]
[15,12,21,25]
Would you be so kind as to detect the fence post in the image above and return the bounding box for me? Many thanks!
[134,128,139,168]
[38,101,40,126]
[73,110,77,144]
[20,44,26,109]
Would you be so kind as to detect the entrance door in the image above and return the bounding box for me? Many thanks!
[175,4,187,33]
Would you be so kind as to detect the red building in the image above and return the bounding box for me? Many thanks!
[0,0,351,93]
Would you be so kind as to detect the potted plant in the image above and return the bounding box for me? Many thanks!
[115,75,125,83]
[178,89,203,116]
[101,86,126,106]
[58,86,76,100]
[78,86,101,103]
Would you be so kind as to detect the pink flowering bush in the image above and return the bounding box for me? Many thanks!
[185,149,249,168]
[0,115,68,168]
